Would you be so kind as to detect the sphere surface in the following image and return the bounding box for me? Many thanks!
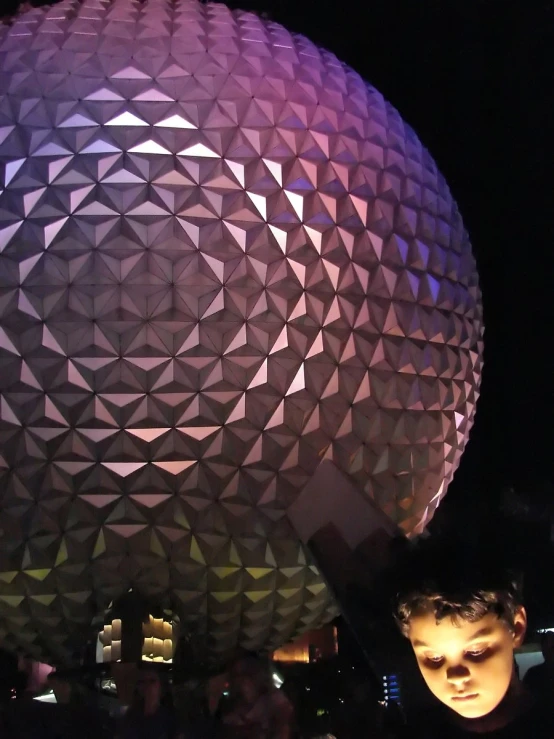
[0,0,483,664]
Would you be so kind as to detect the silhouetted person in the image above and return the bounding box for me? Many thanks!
[4,672,111,739]
[523,632,554,703]
[218,654,294,739]
[116,666,186,739]
[332,675,386,738]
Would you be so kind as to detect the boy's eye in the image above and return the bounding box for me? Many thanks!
[466,646,489,658]
[425,654,444,664]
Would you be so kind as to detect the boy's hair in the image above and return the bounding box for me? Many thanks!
[393,536,523,638]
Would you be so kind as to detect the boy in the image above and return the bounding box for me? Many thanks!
[393,537,554,737]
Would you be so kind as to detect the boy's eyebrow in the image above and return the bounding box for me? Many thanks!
[466,626,494,641]
[412,626,495,649]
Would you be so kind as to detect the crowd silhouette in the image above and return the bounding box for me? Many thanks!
[3,540,554,738]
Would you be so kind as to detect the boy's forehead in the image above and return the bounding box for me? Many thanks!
[408,610,503,646]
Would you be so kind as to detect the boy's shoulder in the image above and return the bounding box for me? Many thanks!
[411,699,554,738]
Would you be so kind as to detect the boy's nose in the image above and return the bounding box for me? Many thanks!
[446,664,471,685]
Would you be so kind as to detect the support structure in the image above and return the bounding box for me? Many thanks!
[288,461,407,669]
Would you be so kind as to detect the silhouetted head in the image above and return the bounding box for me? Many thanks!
[135,666,163,711]
[540,631,554,664]
[228,653,272,705]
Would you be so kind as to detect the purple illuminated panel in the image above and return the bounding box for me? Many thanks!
[0,0,483,665]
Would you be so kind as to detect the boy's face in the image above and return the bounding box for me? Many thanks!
[408,608,526,719]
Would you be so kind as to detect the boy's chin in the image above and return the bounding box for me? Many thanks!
[451,704,486,719]
[449,698,498,720]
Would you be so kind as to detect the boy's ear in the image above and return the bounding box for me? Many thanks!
[512,606,527,648]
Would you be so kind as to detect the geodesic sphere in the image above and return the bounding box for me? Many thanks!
[0,0,483,665]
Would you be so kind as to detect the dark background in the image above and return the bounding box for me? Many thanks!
[0,0,553,677]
